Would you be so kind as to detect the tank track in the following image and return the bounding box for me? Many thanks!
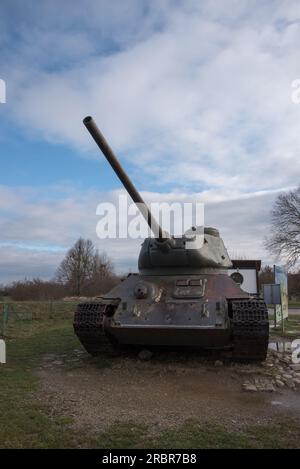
[230,298,269,361]
[73,302,116,356]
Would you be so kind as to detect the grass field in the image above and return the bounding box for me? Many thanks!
[269,313,300,338]
[0,300,77,337]
[1,317,300,448]
[288,301,300,308]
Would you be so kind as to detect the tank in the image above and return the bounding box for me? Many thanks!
[73,116,269,361]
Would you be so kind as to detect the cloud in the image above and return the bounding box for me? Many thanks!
[2,0,300,197]
[0,246,62,284]
[0,184,143,283]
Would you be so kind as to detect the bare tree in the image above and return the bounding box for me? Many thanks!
[56,238,94,295]
[56,238,114,296]
[91,251,113,279]
[265,187,300,268]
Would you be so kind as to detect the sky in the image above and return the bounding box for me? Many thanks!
[0,0,300,284]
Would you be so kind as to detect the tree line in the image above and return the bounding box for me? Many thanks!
[0,238,120,301]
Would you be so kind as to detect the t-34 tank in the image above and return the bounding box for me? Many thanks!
[74,116,269,361]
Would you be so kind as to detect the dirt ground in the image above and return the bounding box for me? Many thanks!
[34,348,300,433]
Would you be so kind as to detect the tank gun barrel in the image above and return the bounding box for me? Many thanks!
[83,116,163,238]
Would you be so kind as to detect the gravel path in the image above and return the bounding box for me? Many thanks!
[34,349,300,433]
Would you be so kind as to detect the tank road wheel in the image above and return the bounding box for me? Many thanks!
[73,302,117,356]
[230,299,269,362]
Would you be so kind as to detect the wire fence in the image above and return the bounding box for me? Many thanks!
[0,301,78,338]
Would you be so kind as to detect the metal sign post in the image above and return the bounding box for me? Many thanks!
[274,265,288,334]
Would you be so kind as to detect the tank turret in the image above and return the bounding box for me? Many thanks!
[138,228,232,274]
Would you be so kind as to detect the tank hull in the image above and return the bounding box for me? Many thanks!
[74,273,269,360]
